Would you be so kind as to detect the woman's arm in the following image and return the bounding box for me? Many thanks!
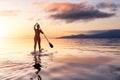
[34,23,38,30]
[40,29,44,34]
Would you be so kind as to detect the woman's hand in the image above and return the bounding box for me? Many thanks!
[34,23,38,30]
[35,23,38,26]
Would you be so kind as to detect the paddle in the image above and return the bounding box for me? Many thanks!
[43,33,54,48]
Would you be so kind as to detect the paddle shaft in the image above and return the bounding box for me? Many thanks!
[42,30,53,48]
[43,33,50,43]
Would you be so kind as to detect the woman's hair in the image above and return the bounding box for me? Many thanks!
[37,24,40,29]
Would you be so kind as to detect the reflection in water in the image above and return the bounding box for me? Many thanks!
[30,51,54,80]
[31,54,42,80]
[33,55,42,74]
[0,39,120,80]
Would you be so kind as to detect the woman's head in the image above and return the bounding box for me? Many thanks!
[37,24,40,29]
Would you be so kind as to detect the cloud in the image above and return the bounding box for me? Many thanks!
[32,2,42,7]
[0,10,20,16]
[32,1,48,8]
[45,2,116,23]
[97,2,118,11]
[45,2,86,12]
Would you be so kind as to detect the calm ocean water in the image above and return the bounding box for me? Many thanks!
[0,38,120,80]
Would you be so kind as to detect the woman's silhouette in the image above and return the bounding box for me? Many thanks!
[34,23,43,52]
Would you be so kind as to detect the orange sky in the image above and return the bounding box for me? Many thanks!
[0,0,120,39]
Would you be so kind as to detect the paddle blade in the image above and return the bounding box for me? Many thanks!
[49,42,53,48]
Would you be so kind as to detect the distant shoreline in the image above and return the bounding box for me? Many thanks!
[58,29,120,39]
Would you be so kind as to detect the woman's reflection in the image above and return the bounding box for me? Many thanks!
[33,55,42,80]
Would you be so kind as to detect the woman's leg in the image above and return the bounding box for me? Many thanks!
[38,38,41,52]
[34,38,37,52]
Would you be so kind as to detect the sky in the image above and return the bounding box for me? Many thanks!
[0,0,120,38]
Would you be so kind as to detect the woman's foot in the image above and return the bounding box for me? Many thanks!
[39,50,41,53]
[34,50,36,53]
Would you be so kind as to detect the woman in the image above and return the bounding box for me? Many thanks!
[34,23,43,52]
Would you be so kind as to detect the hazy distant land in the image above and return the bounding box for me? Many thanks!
[58,29,120,39]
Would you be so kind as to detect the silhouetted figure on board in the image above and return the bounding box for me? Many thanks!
[34,23,43,52]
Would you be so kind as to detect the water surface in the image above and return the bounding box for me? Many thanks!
[0,38,120,80]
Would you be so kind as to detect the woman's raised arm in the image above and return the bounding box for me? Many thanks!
[34,23,38,30]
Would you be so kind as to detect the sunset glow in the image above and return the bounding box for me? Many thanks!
[0,21,8,38]
[0,1,120,80]
[0,0,119,39]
